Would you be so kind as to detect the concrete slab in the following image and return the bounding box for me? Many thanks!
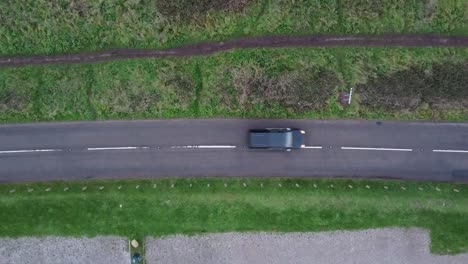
[145,228,468,264]
[0,236,129,264]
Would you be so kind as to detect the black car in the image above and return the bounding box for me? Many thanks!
[248,128,305,151]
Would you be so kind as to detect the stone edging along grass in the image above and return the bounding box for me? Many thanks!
[0,178,466,254]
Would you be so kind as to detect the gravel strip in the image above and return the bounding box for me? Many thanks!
[146,228,468,264]
[0,236,129,264]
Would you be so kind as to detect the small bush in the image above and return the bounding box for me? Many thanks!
[0,90,30,114]
[155,0,255,20]
[97,85,161,116]
[358,63,468,112]
[67,0,90,17]
[230,65,339,113]
[92,67,163,117]
[158,67,196,110]
[358,67,427,111]
[284,70,341,112]
[425,63,468,109]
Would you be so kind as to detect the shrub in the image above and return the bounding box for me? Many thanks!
[96,84,161,116]
[358,67,427,111]
[158,67,196,110]
[0,90,30,114]
[155,0,255,20]
[282,70,340,112]
[358,63,468,112]
[230,65,339,113]
[425,63,468,109]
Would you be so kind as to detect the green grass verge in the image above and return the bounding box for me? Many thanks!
[1,47,468,123]
[0,178,467,254]
[0,0,467,55]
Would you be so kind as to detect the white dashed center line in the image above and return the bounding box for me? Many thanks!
[198,145,236,149]
[171,145,236,149]
[302,146,323,149]
[4,145,467,156]
[433,149,468,153]
[341,147,413,152]
[86,147,149,151]
[0,149,62,154]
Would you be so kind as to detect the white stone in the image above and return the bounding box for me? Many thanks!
[130,239,139,248]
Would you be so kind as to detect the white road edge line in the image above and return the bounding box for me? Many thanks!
[87,147,149,151]
[433,149,468,153]
[302,146,323,149]
[341,147,413,152]
[0,149,62,154]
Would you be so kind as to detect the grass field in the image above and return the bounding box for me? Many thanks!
[0,0,467,56]
[0,178,467,254]
[1,47,468,123]
[1,1,467,123]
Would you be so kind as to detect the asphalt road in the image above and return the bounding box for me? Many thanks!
[0,119,467,183]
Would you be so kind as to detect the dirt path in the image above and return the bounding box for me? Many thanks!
[1,35,468,68]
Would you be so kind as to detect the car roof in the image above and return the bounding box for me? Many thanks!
[249,130,294,148]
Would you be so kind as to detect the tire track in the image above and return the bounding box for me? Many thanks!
[1,34,468,68]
